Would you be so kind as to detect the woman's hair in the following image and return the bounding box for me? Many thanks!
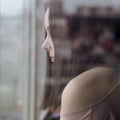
[40,2,120,111]
[40,3,63,111]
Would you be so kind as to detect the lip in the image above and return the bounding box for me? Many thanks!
[50,57,55,63]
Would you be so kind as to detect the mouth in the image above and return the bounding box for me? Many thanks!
[50,57,55,63]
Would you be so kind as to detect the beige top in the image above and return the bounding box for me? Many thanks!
[60,67,120,120]
[60,81,120,120]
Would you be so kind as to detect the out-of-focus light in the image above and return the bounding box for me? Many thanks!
[0,85,9,91]
[63,0,120,14]
[0,0,23,16]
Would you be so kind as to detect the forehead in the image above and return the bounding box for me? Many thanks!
[45,8,50,28]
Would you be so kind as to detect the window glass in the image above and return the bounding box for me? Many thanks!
[39,0,120,119]
[0,0,24,120]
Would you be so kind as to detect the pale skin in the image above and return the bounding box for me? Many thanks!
[61,67,120,114]
[42,8,120,116]
[42,8,55,63]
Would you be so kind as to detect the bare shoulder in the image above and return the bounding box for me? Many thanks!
[61,67,119,114]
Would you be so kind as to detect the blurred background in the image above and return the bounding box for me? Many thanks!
[0,0,45,120]
[0,0,120,120]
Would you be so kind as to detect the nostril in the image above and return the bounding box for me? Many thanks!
[42,43,50,50]
[44,46,49,50]
[42,45,47,50]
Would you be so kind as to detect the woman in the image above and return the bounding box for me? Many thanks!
[41,5,120,120]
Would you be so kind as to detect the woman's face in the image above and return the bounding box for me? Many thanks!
[42,8,55,63]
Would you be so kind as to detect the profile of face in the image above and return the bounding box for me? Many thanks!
[42,8,55,63]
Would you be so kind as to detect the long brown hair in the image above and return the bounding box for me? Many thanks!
[40,2,120,111]
[40,2,63,111]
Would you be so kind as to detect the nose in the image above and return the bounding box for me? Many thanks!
[42,39,55,63]
[42,40,51,50]
[42,39,55,57]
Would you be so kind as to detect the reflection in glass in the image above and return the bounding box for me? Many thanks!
[0,0,24,120]
[40,0,120,119]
